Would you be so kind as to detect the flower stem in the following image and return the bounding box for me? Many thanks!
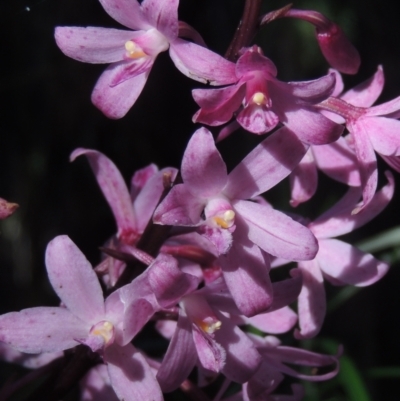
[225,0,262,61]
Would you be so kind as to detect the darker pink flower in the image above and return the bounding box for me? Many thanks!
[192,46,343,143]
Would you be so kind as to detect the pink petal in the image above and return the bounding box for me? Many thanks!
[310,171,394,238]
[169,39,237,85]
[142,0,178,40]
[105,343,163,401]
[193,326,226,373]
[54,27,139,63]
[45,236,105,322]
[237,105,280,134]
[295,260,326,339]
[329,68,344,97]
[281,105,343,145]
[349,120,378,212]
[261,345,340,381]
[156,311,197,392]
[130,164,158,200]
[225,127,308,200]
[220,239,273,317]
[286,72,336,101]
[192,84,245,126]
[341,65,384,107]
[98,0,150,31]
[182,127,228,198]
[0,343,62,369]
[91,64,150,119]
[133,167,178,233]
[153,184,205,226]
[246,307,297,334]
[81,364,119,401]
[215,312,262,383]
[268,269,303,312]
[236,47,278,77]
[234,200,318,261]
[366,95,400,117]
[318,239,389,286]
[367,117,400,156]
[316,24,360,74]
[70,149,138,242]
[0,307,88,353]
[312,136,361,186]
[148,253,200,308]
[290,149,318,207]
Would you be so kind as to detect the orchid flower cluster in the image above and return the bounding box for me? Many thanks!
[1,0,399,400]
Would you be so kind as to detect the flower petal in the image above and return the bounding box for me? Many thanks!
[318,239,389,286]
[246,307,297,334]
[312,136,361,186]
[98,0,150,31]
[310,171,394,238]
[290,149,318,207]
[153,184,205,226]
[367,117,400,156]
[220,239,273,317]
[133,167,178,233]
[169,39,237,85]
[349,120,378,212]
[91,64,150,119]
[234,200,318,261]
[142,0,178,40]
[182,127,228,198]
[148,254,200,308]
[341,65,384,107]
[225,127,307,200]
[105,343,163,401]
[192,84,245,126]
[215,312,262,383]
[70,149,138,243]
[295,260,326,339]
[237,105,279,134]
[46,236,105,322]
[156,311,197,392]
[0,307,87,353]
[54,27,138,63]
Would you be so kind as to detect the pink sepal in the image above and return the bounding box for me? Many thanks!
[169,38,237,85]
[70,149,137,243]
[156,310,197,392]
[46,235,105,323]
[295,260,326,339]
[91,65,149,119]
[105,343,163,401]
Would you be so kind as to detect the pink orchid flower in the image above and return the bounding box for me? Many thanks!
[318,66,400,212]
[293,171,393,339]
[55,0,236,118]
[154,272,303,392]
[192,46,343,143]
[0,235,163,401]
[154,127,318,315]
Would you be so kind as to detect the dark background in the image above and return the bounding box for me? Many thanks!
[0,0,400,400]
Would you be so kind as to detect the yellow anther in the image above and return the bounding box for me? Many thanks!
[212,210,235,229]
[124,40,147,59]
[91,321,114,344]
[252,92,267,105]
[197,318,222,334]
